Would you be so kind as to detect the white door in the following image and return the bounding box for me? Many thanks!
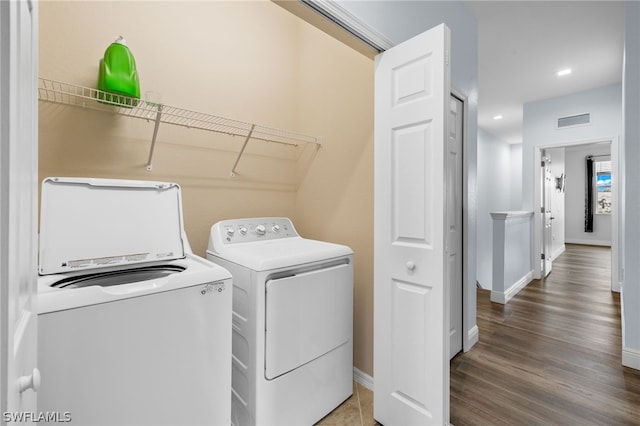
[374,23,451,426]
[448,95,463,360]
[0,0,40,419]
[542,152,553,277]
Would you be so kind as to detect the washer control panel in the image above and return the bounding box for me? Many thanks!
[217,217,298,244]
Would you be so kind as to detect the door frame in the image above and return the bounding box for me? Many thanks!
[450,88,474,353]
[541,150,553,277]
[454,88,477,353]
[533,137,619,292]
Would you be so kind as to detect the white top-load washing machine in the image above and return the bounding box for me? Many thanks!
[206,217,353,426]
[37,177,232,426]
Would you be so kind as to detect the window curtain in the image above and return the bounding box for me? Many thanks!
[585,156,594,232]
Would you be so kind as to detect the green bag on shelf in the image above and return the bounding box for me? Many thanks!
[97,36,140,108]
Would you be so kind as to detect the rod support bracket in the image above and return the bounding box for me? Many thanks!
[230,124,256,176]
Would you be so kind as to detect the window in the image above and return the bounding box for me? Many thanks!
[595,160,611,214]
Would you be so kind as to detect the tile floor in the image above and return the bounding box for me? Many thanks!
[315,382,375,426]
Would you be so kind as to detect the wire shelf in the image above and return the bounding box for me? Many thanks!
[38,77,321,172]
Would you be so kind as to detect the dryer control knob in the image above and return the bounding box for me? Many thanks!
[255,225,266,236]
[226,227,235,237]
[239,227,248,235]
[272,225,281,232]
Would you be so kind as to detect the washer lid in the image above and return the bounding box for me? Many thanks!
[39,177,186,275]
[209,237,353,271]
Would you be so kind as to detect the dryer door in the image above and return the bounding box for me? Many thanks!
[265,262,352,380]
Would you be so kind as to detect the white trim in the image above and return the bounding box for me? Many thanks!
[464,325,479,352]
[564,238,611,247]
[533,138,619,296]
[490,270,533,304]
[451,87,473,361]
[449,90,467,361]
[0,0,8,412]
[622,347,640,370]
[621,282,626,359]
[551,244,566,261]
[353,367,373,391]
[610,135,620,295]
[612,279,621,293]
[490,211,534,220]
[299,0,395,52]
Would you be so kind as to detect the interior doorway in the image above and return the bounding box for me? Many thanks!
[534,138,619,292]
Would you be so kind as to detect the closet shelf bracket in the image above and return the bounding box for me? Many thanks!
[230,124,255,177]
[146,104,163,171]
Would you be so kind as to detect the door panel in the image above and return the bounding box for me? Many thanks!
[393,123,432,244]
[374,24,450,426]
[391,280,433,416]
[393,55,433,107]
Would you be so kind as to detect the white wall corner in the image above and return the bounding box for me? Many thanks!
[353,367,374,391]
[464,325,479,352]
[490,290,506,304]
[622,347,640,371]
[490,270,533,305]
[612,280,621,293]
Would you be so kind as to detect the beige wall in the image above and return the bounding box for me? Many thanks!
[39,1,375,375]
[293,24,375,375]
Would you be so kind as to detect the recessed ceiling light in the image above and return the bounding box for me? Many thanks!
[557,68,572,77]
[493,115,503,120]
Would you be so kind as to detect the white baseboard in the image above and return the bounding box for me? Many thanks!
[490,270,533,304]
[564,238,611,247]
[612,280,621,293]
[464,325,479,352]
[490,290,506,304]
[622,347,640,370]
[353,367,374,391]
[551,244,566,261]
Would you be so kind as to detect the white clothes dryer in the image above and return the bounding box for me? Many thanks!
[207,217,353,426]
[37,177,233,426]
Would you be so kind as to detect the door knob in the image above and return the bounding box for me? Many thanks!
[406,261,416,271]
[17,368,41,393]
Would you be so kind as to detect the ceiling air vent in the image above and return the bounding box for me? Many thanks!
[557,113,591,128]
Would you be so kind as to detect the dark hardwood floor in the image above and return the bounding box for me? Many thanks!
[451,244,640,425]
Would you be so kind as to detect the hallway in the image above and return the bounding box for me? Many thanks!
[451,244,640,425]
